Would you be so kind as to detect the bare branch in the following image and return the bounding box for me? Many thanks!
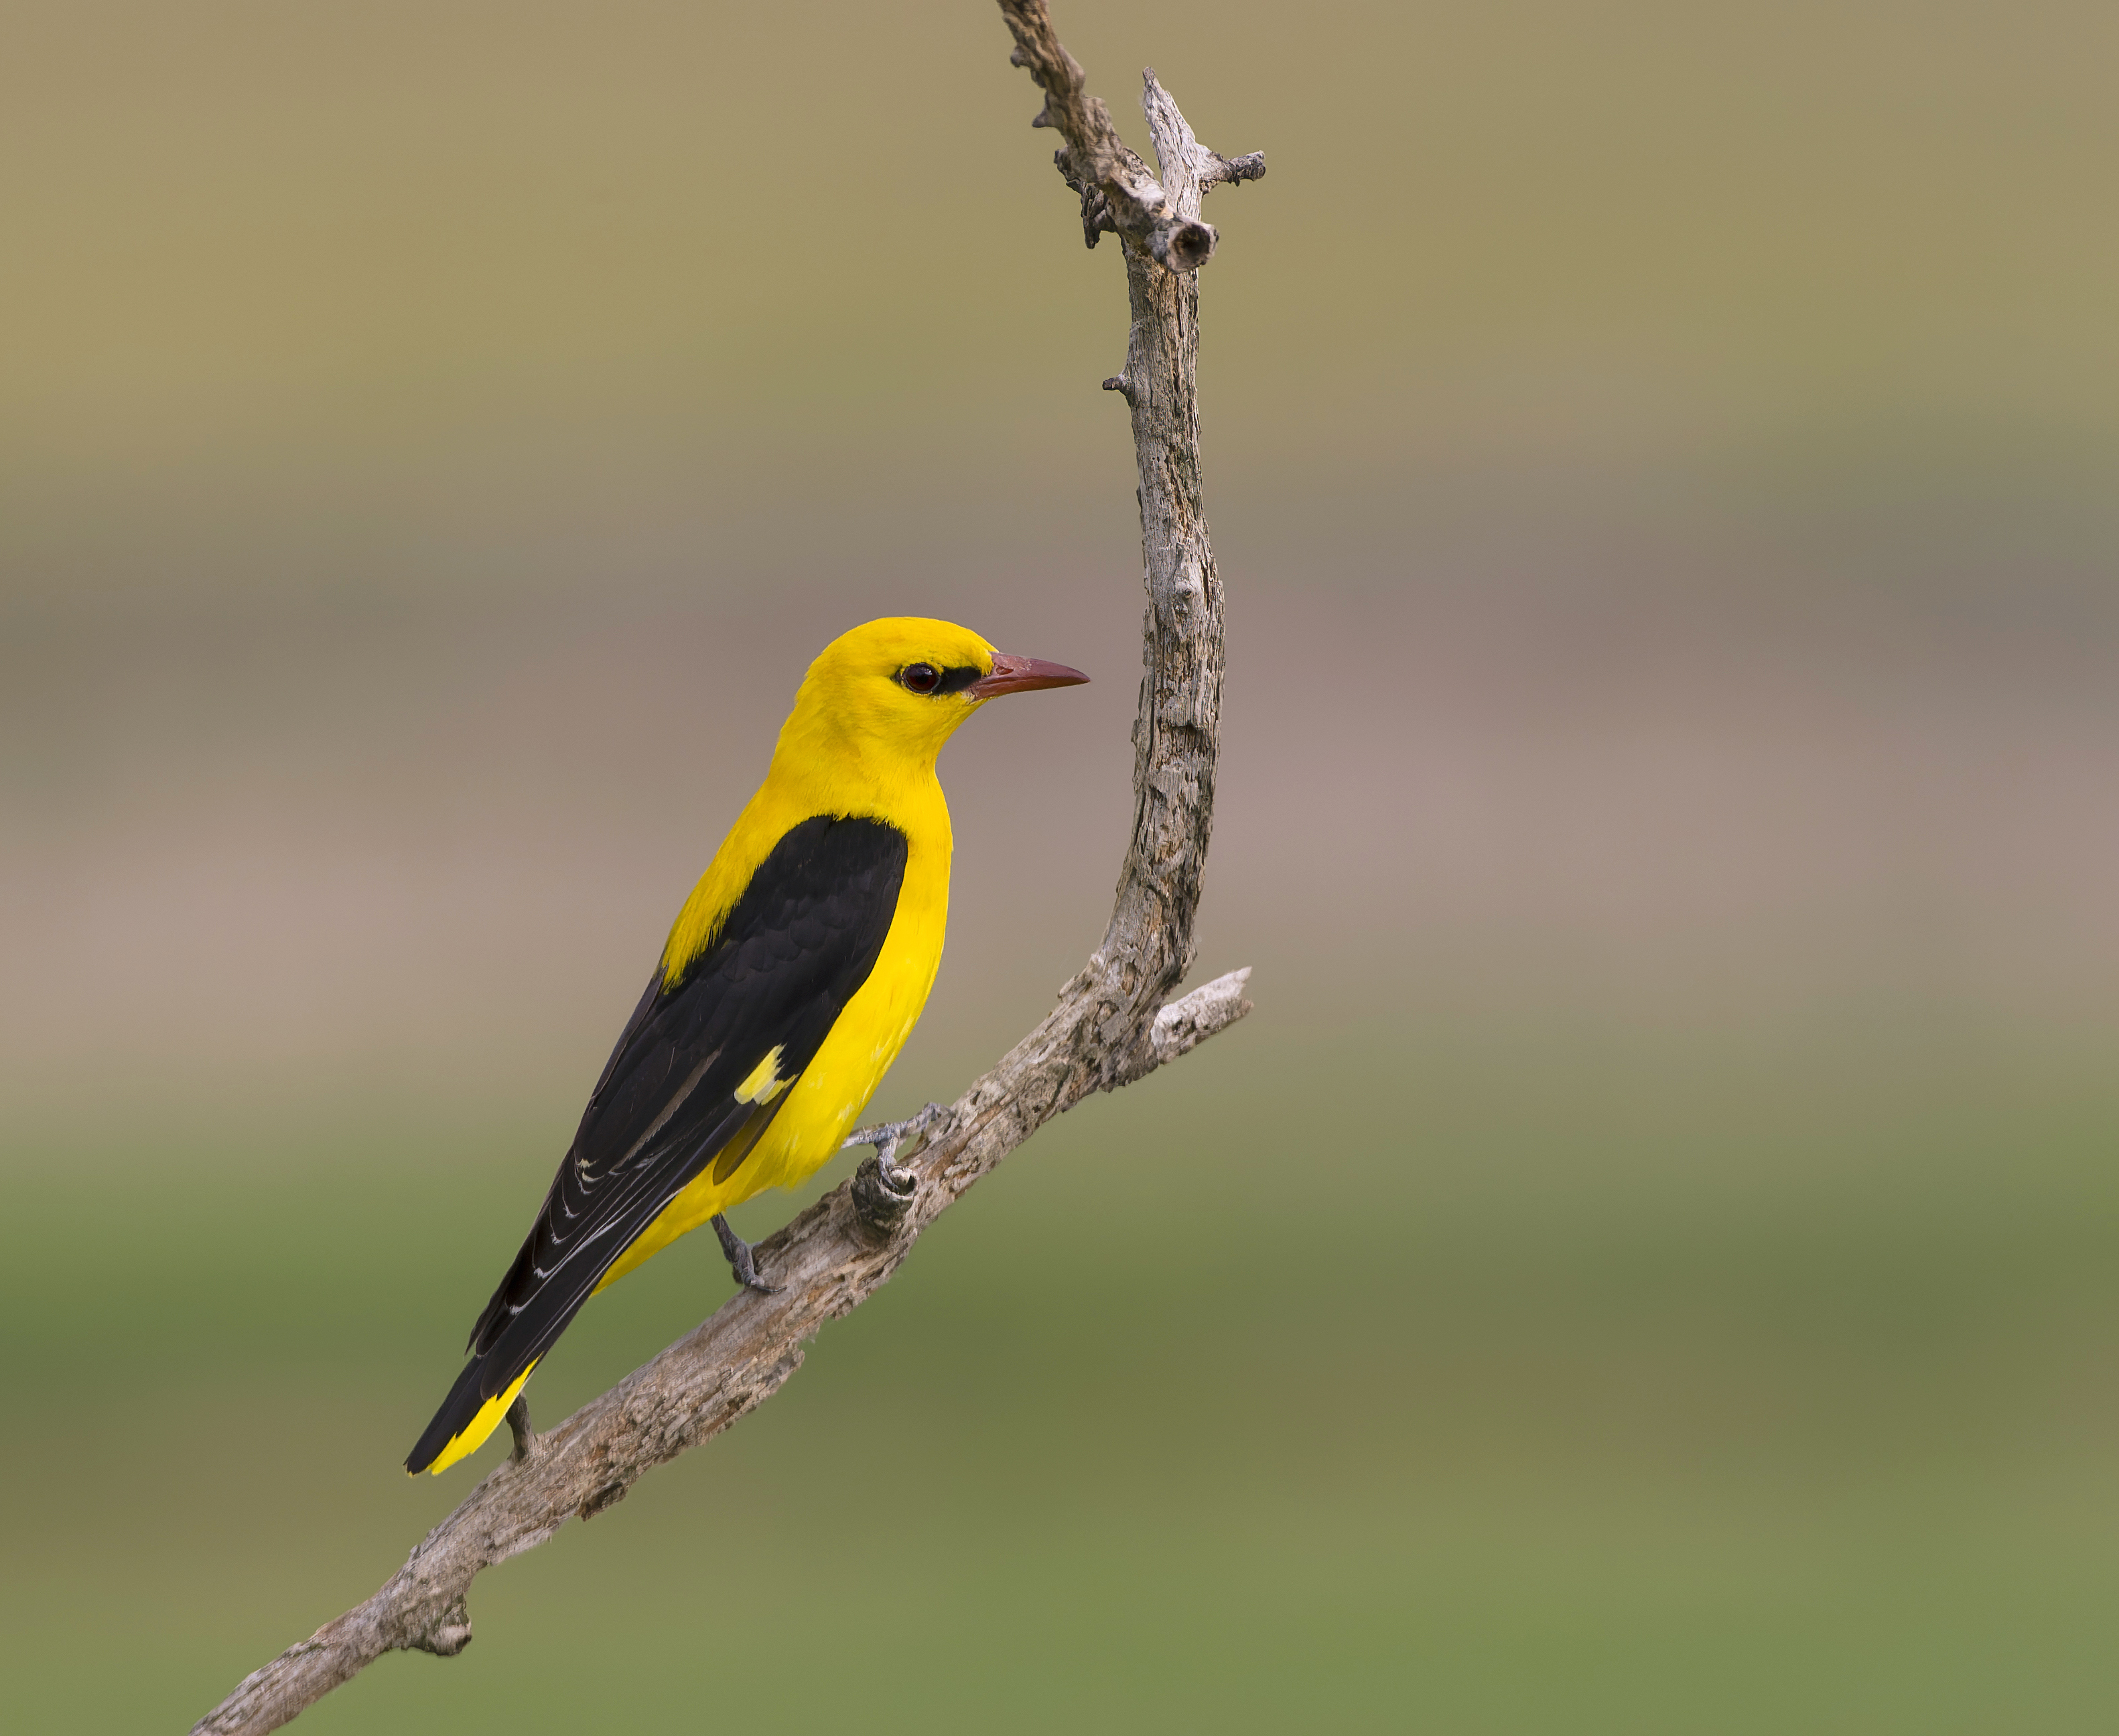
[1140,67,1266,210]
[191,9,1258,1732]
[997,3,1262,269]
[1146,966,1254,1070]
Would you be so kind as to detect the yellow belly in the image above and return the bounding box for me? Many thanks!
[592,831,948,1295]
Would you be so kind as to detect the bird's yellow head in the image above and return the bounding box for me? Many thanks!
[776,616,1089,783]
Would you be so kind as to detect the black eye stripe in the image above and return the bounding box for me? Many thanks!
[900,663,985,697]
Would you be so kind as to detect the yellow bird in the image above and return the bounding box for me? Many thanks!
[405,618,1087,1475]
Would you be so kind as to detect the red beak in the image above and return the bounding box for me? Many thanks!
[967,652,1091,700]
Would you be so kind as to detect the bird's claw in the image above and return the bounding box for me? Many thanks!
[845,1100,948,1189]
[711,1212,782,1295]
[845,1102,946,1233]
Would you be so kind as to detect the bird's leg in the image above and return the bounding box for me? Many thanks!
[845,1101,946,1234]
[711,1212,781,1295]
[505,1393,537,1463]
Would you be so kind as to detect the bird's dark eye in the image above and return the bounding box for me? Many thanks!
[900,662,941,695]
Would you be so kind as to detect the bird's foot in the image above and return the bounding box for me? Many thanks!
[711,1212,781,1295]
[845,1100,948,1188]
[505,1393,537,1463]
[845,1102,947,1234]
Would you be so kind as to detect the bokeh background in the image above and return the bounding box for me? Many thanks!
[7,2,2119,1729]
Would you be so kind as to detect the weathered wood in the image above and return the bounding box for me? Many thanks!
[997,2,1260,267]
[192,7,1257,1730]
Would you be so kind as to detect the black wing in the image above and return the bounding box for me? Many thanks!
[406,814,907,1471]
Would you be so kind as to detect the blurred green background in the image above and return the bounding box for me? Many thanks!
[6,1,2119,1730]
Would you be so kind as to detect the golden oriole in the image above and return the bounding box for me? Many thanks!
[405,617,1087,1475]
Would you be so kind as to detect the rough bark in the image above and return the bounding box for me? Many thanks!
[192,7,1257,1731]
[998,1,1262,266]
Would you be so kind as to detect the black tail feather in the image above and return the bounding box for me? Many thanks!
[405,1352,513,1474]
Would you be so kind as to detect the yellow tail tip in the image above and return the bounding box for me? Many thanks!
[415,1362,538,1475]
